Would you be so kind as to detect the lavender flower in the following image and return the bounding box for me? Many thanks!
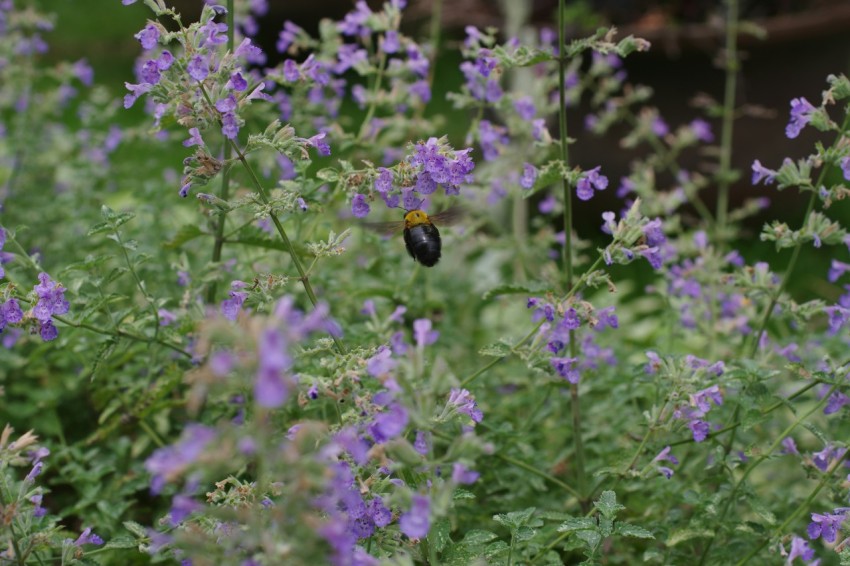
[576,166,608,201]
[351,194,370,218]
[144,424,217,494]
[808,508,848,543]
[399,494,430,539]
[786,97,816,139]
[447,388,483,423]
[221,281,248,321]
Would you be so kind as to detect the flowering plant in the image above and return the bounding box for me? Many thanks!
[2,0,850,565]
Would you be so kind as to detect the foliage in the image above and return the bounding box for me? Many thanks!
[1,0,850,565]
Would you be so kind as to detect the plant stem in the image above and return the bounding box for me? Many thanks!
[715,0,739,243]
[206,0,235,304]
[735,450,849,565]
[228,139,346,354]
[112,225,161,337]
[495,452,581,499]
[558,0,586,500]
[697,380,841,565]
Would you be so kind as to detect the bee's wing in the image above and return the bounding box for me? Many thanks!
[430,205,465,226]
[362,219,405,236]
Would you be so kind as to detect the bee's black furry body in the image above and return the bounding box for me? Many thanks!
[403,223,441,267]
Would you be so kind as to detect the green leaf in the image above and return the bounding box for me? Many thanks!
[478,342,511,357]
[100,205,135,227]
[316,168,340,182]
[87,221,113,237]
[459,529,499,545]
[104,535,138,549]
[666,528,714,546]
[557,517,596,533]
[593,490,624,519]
[164,224,206,249]
[453,488,476,500]
[493,507,536,529]
[616,522,654,539]
[515,525,536,542]
[123,520,148,538]
[430,518,452,553]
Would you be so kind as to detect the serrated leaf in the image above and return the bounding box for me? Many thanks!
[123,520,148,538]
[431,518,452,553]
[493,507,536,529]
[594,491,624,519]
[104,535,138,549]
[557,517,596,533]
[229,237,290,252]
[453,488,476,500]
[101,205,135,227]
[666,528,714,546]
[164,224,205,249]
[515,525,536,542]
[483,540,510,558]
[87,221,113,236]
[459,530,499,546]
[616,523,654,539]
[524,160,566,198]
[316,168,339,182]
[478,342,511,357]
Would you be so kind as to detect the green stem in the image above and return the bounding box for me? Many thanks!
[356,50,387,142]
[495,452,581,499]
[558,0,586,500]
[735,450,849,565]
[698,380,842,565]
[112,225,161,337]
[206,0,235,304]
[715,0,739,242]
[53,311,191,358]
[228,140,346,354]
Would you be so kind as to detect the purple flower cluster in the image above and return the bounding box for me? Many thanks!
[365,138,476,215]
[460,42,502,103]
[253,297,341,408]
[576,166,609,201]
[676,380,724,442]
[528,298,619,384]
[31,273,69,341]
[601,207,671,270]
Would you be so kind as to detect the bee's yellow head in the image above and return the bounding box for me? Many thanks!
[404,209,431,228]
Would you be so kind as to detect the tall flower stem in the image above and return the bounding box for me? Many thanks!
[714,0,738,242]
[748,110,850,357]
[558,0,586,499]
[206,0,235,304]
[228,140,347,354]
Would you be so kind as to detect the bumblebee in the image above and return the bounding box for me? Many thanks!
[403,209,442,267]
[367,208,462,267]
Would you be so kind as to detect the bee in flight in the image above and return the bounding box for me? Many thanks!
[366,207,462,267]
